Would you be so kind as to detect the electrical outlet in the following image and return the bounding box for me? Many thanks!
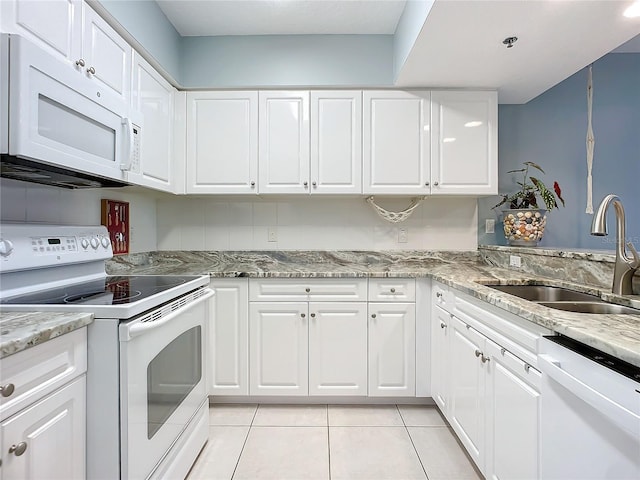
[398,228,408,243]
[485,219,495,234]
[509,255,522,268]
[268,226,277,242]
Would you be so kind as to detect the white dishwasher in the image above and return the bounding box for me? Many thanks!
[538,335,640,480]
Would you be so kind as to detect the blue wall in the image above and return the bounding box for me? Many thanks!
[478,53,640,251]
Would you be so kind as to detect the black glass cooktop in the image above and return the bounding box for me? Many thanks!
[1,275,202,306]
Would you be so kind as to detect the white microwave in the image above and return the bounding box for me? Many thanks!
[0,34,141,188]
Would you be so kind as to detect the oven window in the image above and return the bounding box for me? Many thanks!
[147,326,202,439]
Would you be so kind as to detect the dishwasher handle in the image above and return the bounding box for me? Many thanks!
[538,354,640,437]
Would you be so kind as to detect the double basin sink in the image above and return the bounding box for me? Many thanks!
[489,285,640,315]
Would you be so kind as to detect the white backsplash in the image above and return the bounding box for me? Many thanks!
[0,178,157,253]
[157,196,478,251]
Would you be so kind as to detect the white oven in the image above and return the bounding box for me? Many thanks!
[1,34,141,185]
[119,288,212,480]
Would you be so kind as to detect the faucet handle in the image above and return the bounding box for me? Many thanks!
[626,241,640,268]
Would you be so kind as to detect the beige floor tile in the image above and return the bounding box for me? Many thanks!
[398,405,448,426]
[233,426,329,480]
[328,405,404,426]
[253,404,328,426]
[208,404,257,426]
[329,426,426,479]
[186,426,249,480]
[408,426,482,480]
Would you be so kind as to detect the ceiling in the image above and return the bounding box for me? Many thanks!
[156,0,640,103]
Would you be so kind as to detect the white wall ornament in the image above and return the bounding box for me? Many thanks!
[366,196,426,223]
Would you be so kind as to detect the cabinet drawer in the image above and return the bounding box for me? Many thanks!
[249,278,367,302]
[368,278,415,302]
[0,328,87,421]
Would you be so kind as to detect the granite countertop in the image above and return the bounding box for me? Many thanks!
[108,250,640,368]
[0,312,94,359]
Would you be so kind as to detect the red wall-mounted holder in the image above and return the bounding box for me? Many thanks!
[101,199,130,255]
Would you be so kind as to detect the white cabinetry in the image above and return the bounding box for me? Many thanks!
[208,278,249,396]
[258,91,310,194]
[363,91,431,195]
[0,328,87,480]
[129,52,176,192]
[431,91,497,195]
[1,0,131,102]
[310,91,362,194]
[186,91,258,194]
[367,278,416,397]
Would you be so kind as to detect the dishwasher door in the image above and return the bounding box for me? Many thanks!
[538,336,640,480]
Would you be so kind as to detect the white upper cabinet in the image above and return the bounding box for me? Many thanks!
[129,52,176,193]
[310,91,362,194]
[258,91,310,194]
[1,0,131,103]
[186,91,259,194]
[363,91,431,195]
[431,91,498,195]
[81,5,131,102]
[0,0,82,66]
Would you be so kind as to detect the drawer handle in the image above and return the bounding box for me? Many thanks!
[9,442,27,456]
[524,364,531,373]
[440,322,447,329]
[305,287,310,293]
[390,288,396,293]
[500,348,506,356]
[371,313,377,319]
[0,383,15,397]
[475,349,482,358]
[481,354,490,364]
[87,66,96,75]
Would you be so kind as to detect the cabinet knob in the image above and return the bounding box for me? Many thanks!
[312,181,317,187]
[440,322,447,329]
[481,354,490,364]
[250,181,256,187]
[87,66,96,75]
[9,442,27,456]
[310,313,316,318]
[500,348,506,356]
[305,287,311,293]
[371,313,377,319]
[303,181,308,187]
[425,182,430,186]
[475,349,482,358]
[390,288,396,293]
[436,292,442,298]
[434,181,439,186]
[75,58,85,67]
[300,313,306,318]
[524,363,531,373]
[0,383,15,397]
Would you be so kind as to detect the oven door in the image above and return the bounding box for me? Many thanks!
[119,288,213,480]
[6,34,140,182]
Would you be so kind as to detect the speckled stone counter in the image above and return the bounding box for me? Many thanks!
[107,249,640,368]
[0,312,93,358]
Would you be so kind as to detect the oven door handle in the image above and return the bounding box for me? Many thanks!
[538,354,640,437]
[124,289,214,340]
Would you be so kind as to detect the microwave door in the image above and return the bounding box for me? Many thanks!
[8,35,130,182]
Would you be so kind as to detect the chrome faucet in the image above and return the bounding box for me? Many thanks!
[590,194,640,295]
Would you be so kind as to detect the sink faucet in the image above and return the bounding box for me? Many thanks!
[590,194,640,295]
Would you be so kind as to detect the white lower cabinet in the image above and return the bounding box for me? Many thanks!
[208,278,249,396]
[431,304,450,411]
[368,302,416,397]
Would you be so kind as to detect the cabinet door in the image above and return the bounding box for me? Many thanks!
[1,376,85,480]
[209,279,249,396]
[258,91,310,194]
[431,91,497,195]
[310,91,362,194]
[249,302,308,395]
[368,303,416,396]
[0,0,82,67]
[308,302,367,395]
[449,315,486,472]
[431,305,451,412]
[485,339,541,480]
[82,4,131,102]
[363,91,431,195]
[129,52,175,192]
[186,91,259,194]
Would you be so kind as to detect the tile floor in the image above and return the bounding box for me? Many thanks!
[187,404,482,480]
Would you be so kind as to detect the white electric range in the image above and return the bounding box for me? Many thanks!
[0,223,213,480]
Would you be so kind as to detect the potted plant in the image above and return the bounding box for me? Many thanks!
[493,161,565,246]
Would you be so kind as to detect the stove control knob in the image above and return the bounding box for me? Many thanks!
[100,236,110,248]
[90,237,99,249]
[0,239,14,256]
[81,238,90,249]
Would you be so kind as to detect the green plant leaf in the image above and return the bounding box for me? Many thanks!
[530,177,556,210]
[524,161,545,174]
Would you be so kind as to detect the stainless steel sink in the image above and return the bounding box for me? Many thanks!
[538,301,640,315]
[488,285,600,302]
